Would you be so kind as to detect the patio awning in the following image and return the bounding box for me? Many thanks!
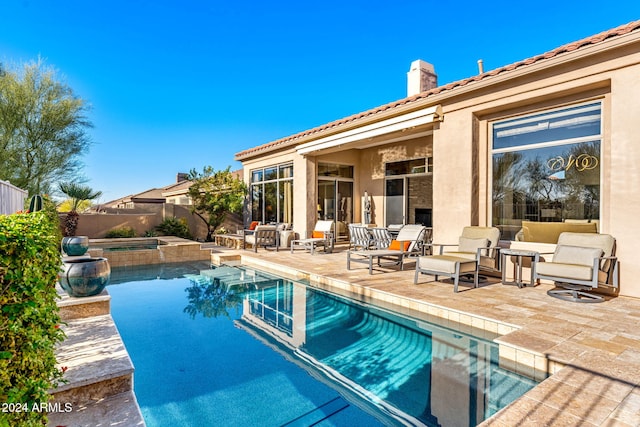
[296,104,442,155]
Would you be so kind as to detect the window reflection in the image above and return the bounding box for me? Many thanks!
[493,103,601,150]
[492,102,601,240]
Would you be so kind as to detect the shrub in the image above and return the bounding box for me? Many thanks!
[155,217,192,239]
[104,226,136,238]
[0,209,66,426]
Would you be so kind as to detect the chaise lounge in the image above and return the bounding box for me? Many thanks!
[290,220,334,254]
[347,224,428,274]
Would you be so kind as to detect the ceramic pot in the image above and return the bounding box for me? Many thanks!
[61,236,90,256]
[58,257,111,297]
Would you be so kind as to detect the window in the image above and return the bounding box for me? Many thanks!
[384,158,433,226]
[491,102,601,240]
[250,163,293,223]
[318,163,353,178]
[385,158,432,176]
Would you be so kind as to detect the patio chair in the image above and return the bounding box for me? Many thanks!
[534,232,618,303]
[370,227,392,249]
[238,221,261,236]
[290,220,334,254]
[348,224,373,251]
[243,224,279,252]
[414,226,501,292]
[276,222,296,248]
[346,225,428,274]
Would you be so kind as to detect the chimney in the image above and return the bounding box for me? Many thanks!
[176,172,189,183]
[407,60,437,97]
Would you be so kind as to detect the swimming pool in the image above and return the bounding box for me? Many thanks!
[108,262,539,426]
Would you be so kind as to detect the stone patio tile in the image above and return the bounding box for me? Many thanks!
[574,335,631,356]
[617,350,640,372]
[574,352,640,385]
[600,418,637,427]
[496,329,557,354]
[524,376,621,425]
[486,396,596,427]
[545,340,592,364]
[612,336,640,351]
[551,365,635,402]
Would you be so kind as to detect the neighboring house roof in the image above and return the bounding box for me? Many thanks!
[235,19,640,161]
[104,187,171,207]
[128,187,166,202]
[101,196,128,207]
[161,179,193,197]
[103,169,244,206]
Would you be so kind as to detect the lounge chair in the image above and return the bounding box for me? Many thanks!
[370,227,393,249]
[243,225,279,252]
[534,232,618,303]
[348,224,373,251]
[347,225,428,274]
[414,226,501,292]
[290,220,334,254]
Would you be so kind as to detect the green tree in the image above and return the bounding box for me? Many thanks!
[57,198,92,213]
[188,166,246,241]
[0,59,92,195]
[58,182,102,236]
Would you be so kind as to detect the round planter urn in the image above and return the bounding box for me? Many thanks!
[61,236,90,256]
[59,257,111,297]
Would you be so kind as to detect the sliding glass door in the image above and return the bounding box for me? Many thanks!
[317,163,354,240]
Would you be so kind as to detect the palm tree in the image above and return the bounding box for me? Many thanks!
[58,182,102,236]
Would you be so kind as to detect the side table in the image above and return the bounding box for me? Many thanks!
[501,249,540,288]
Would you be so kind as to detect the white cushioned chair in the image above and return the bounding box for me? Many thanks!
[534,232,618,303]
[414,226,501,292]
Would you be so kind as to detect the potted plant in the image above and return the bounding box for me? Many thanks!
[58,182,102,256]
[58,256,111,297]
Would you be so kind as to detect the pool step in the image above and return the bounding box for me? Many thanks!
[50,309,145,425]
[47,390,144,427]
[56,285,110,320]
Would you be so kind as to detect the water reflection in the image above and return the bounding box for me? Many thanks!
[181,265,538,427]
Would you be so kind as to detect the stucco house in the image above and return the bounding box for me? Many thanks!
[235,20,640,298]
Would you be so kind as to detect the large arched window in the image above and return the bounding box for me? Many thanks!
[491,102,601,240]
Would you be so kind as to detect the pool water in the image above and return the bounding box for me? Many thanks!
[108,262,539,427]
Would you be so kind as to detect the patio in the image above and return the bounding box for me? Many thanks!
[229,243,640,426]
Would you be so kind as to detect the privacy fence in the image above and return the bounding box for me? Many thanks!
[0,180,27,215]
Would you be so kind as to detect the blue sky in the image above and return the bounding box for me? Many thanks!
[2,1,639,203]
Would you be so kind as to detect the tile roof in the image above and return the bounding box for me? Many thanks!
[235,19,640,160]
